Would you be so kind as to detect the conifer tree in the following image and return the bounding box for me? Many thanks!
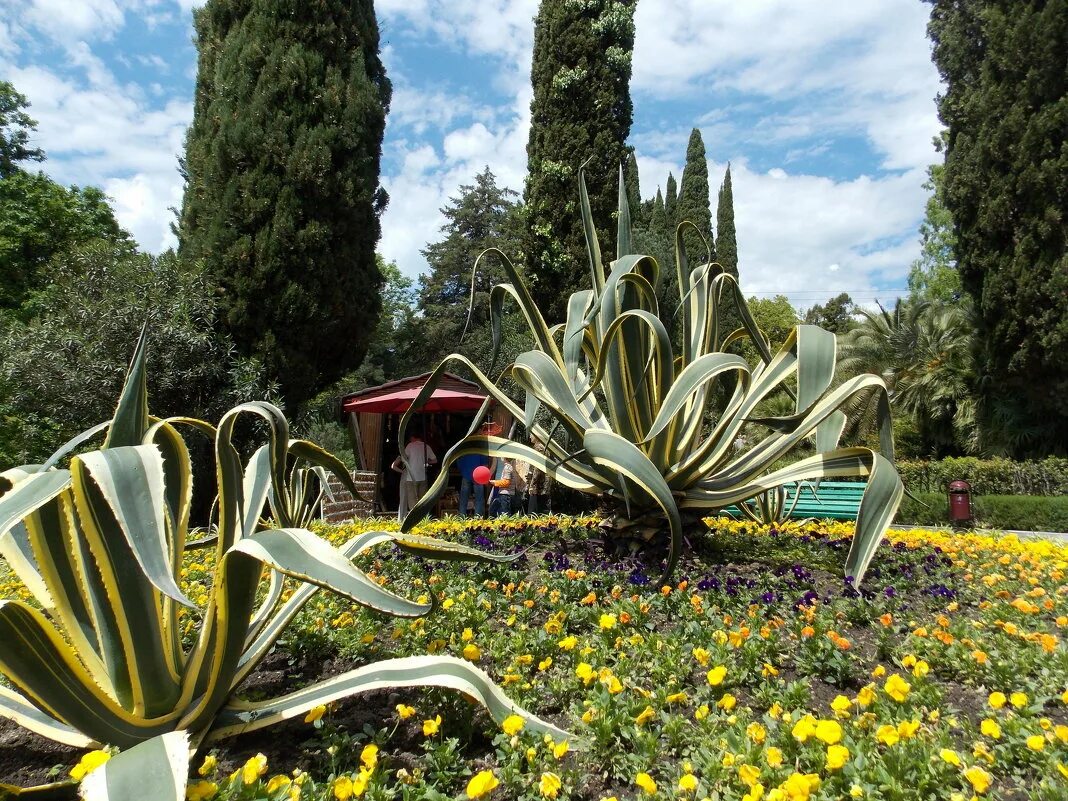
[524,0,637,321]
[178,0,391,412]
[664,172,678,228]
[675,128,714,264]
[715,164,738,280]
[624,150,642,229]
[416,167,524,371]
[927,0,1067,455]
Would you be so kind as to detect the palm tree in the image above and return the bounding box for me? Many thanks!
[840,299,976,457]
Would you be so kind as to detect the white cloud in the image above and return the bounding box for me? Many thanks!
[2,0,941,312]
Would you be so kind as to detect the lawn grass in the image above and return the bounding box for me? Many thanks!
[2,515,1067,800]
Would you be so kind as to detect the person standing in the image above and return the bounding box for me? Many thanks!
[524,436,552,514]
[393,432,437,521]
[487,456,520,517]
[456,451,489,518]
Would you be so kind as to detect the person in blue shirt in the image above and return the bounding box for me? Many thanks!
[456,451,489,518]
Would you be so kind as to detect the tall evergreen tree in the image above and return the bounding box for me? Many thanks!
[675,128,714,264]
[524,0,637,321]
[664,172,678,228]
[927,0,1067,456]
[624,150,642,228]
[178,0,391,412]
[715,164,738,280]
[417,168,526,373]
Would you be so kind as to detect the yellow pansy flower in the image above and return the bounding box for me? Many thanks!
[707,665,727,686]
[635,772,657,795]
[423,715,442,736]
[466,770,500,799]
[826,744,849,770]
[540,771,563,798]
[988,691,1007,709]
[883,674,911,702]
[396,704,416,719]
[186,781,219,801]
[963,766,991,794]
[70,750,111,781]
[242,753,268,785]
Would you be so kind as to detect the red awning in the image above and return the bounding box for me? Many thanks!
[342,387,489,415]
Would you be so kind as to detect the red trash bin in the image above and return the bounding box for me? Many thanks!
[948,479,972,526]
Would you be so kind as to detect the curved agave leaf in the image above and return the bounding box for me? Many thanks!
[0,684,93,748]
[209,655,574,744]
[0,470,72,541]
[0,601,177,747]
[79,731,189,801]
[40,420,110,472]
[102,327,149,450]
[0,522,50,610]
[583,430,684,581]
[578,160,605,294]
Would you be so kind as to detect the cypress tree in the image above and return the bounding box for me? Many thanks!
[664,172,678,228]
[927,0,1067,455]
[715,164,738,280]
[675,128,714,265]
[624,150,642,229]
[178,0,391,412]
[524,0,637,321]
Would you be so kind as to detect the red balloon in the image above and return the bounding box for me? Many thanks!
[472,465,491,485]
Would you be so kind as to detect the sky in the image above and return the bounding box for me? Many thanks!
[0,0,944,311]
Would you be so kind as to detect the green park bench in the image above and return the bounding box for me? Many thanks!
[721,481,867,521]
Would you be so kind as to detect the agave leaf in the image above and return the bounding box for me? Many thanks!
[0,684,93,749]
[79,731,189,801]
[0,470,72,541]
[103,327,149,450]
[40,421,111,472]
[392,532,522,562]
[209,655,573,744]
[583,430,684,581]
[231,528,432,619]
[73,448,192,608]
[844,453,904,584]
[616,163,632,260]
[0,522,51,610]
[578,159,605,293]
[0,601,174,747]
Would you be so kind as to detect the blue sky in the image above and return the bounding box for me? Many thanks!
[0,0,943,310]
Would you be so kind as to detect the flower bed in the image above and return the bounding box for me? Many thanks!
[2,516,1067,800]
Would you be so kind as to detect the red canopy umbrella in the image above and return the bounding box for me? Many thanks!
[342,386,489,415]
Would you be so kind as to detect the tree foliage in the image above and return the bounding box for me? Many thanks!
[0,81,44,179]
[927,0,1067,456]
[907,134,961,303]
[524,0,637,322]
[0,242,273,466]
[0,82,130,315]
[840,299,976,458]
[715,163,738,280]
[676,128,713,263]
[803,292,856,335]
[178,0,391,412]
[416,168,526,372]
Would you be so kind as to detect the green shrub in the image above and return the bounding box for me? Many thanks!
[896,457,1068,496]
[896,492,1068,532]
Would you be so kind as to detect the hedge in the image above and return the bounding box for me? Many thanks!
[896,456,1068,497]
[896,491,1068,532]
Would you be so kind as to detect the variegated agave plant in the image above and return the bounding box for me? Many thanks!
[0,334,567,800]
[400,165,903,584]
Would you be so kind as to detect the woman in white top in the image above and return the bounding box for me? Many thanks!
[393,432,437,521]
